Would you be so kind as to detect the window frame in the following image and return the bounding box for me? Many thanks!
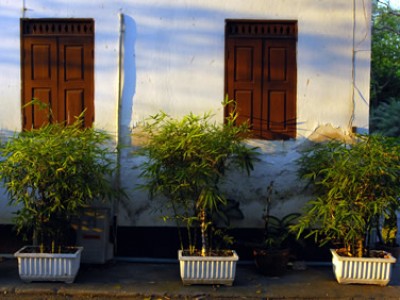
[20,18,95,129]
[224,19,297,140]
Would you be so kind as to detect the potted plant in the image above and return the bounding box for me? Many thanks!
[291,134,400,285]
[136,101,258,285]
[0,102,119,283]
[251,181,300,276]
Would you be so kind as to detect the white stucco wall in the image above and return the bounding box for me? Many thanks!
[0,0,371,227]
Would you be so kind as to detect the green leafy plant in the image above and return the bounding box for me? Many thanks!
[376,195,400,248]
[291,134,400,257]
[261,182,300,250]
[248,181,300,277]
[370,98,400,137]
[246,181,300,251]
[379,212,399,247]
[136,101,258,256]
[370,1,400,108]
[0,103,120,253]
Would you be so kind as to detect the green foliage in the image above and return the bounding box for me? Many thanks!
[260,182,300,250]
[371,0,400,108]
[291,134,400,257]
[0,115,119,251]
[136,103,258,255]
[380,211,398,246]
[370,98,400,137]
[263,214,300,250]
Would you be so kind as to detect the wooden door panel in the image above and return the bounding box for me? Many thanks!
[268,91,286,131]
[31,44,52,80]
[59,37,94,127]
[64,46,84,81]
[31,88,52,128]
[262,40,296,139]
[225,21,297,140]
[234,47,255,82]
[21,19,94,130]
[22,37,57,129]
[235,90,253,126]
[65,89,85,125]
[227,38,262,135]
[269,48,287,82]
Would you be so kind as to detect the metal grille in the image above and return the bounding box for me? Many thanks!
[226,20,297,39]
[21,19,94,36]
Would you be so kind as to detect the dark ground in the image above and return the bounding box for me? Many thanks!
[1,257,400,300]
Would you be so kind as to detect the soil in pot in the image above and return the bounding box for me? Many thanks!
[181,249,235,257]
[253,248,290,276]
[335,247,393,259]
[19,246,80,254]
[375,243,400,261]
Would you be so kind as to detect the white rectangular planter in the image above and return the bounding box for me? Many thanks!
[331,249,396,286]
[178,250,238,286]
[14,246,83,283]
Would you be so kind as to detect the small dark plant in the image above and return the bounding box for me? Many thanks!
[261,182,300,250]
[291,134,400,257]
[136,100,258,256]
[0,101,120,253]
[251,181,300,276]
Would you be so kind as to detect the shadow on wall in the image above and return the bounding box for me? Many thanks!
[0,1,370,127]
[121,1,369,130]
[120,14,136,148]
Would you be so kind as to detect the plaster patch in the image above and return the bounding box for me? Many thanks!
[130,126,149,147]
[298,124,353,151]
[309,124,352,142]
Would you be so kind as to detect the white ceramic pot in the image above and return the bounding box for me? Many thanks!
[178,250,238,286]
[14,246,83,283]
[331,248,396,286]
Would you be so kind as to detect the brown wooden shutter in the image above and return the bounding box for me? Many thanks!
[226,39,263,134]
[21,19,94,129]
[22,37,57,128]
[59,37,94,126]
[225,20,297,140]
[262,39,296,139]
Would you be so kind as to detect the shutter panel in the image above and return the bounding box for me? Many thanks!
[225,20,297,140]
[262,39,296,139]
[226,38,262,135]
[59,37,94,126]
[22,37,57,128]
[21,19,94,130]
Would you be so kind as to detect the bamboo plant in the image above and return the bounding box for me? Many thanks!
[291,134,400,257]
[136,101,258,256]
[0,102,120,252]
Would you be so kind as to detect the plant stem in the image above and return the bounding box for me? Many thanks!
[200,209,207,256]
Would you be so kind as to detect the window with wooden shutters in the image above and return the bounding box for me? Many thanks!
[225,20,297,140]
[21,19,94,129]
